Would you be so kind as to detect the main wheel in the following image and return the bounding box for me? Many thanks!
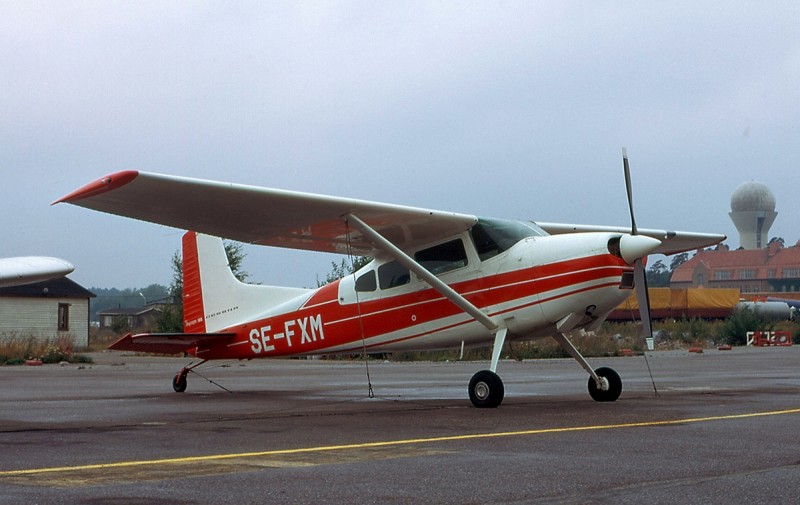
[587,366,621,402]
[173,372,188,393]
[468,370,504,408]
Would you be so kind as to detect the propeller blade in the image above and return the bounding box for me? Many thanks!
[622,147,638,236]
[633,259,654,350]
[624,148,653,351]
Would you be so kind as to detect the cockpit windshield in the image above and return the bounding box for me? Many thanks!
[470,217,547,261]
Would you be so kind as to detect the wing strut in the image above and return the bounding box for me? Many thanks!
[346,214,498,333]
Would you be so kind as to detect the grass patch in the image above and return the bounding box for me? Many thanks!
[0,333,93,365]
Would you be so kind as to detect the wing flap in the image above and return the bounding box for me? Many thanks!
[109,332,236,355]
[536,222,726,256]
[55,171,477,255]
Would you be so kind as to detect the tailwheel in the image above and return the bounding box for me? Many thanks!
[587,366,622,402]
[171,360,207,393]
[469,370,504,408]
[173,370,188,393]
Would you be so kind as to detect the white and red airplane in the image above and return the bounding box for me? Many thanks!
[55,151,724,407]
[0,256,74,288]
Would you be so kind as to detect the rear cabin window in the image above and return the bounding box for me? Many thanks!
[379,261,410,289]
[415,239,468,275]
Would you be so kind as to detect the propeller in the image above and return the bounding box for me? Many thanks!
[622,148,655,351]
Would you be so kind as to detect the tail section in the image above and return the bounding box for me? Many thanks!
[182,231,311,333]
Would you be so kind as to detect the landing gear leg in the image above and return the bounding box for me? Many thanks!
[552,333,622,402]
[171,360,207,393]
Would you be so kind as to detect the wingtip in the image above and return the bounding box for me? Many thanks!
[53,170,140,205]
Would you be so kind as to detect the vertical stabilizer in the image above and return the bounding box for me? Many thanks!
[182,231,311,333]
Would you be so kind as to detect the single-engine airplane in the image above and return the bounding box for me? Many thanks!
[0,256,74,288]
[55,150,724,407]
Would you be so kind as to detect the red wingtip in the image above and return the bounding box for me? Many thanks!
[53,170,139,205]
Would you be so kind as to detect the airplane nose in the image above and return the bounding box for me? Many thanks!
[618,234,661,264]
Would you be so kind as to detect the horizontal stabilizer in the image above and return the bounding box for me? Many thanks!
[109,332,236,355]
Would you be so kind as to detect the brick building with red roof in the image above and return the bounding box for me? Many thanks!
[671,240,800,296]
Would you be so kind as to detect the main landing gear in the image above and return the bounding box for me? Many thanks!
[171,360,207,393]
[551,333,623,403]
[467,330,622,408]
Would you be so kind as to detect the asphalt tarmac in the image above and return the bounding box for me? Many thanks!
[1,345,799,504]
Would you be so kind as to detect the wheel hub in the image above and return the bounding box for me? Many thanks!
[474,381,490,400]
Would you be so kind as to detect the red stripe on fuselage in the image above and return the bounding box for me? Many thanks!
[331,280,625,354]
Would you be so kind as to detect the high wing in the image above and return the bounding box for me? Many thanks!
[55,171,726,258]
[0,256,75,288]
[535,222,725,256]
[54,171,477,255]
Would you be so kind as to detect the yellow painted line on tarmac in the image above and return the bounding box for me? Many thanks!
[2,407,800,478]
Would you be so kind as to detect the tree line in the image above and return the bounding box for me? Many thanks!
[644,252,689,287]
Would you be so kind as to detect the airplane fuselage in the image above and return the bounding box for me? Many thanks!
[190,232,633,360]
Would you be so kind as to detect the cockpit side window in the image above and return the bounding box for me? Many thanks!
[470,222,502,261]
[379,261,410,289]
[414,239,468,275]
[469,217,544,261]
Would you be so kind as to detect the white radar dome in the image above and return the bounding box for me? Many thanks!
[730,181,776,212]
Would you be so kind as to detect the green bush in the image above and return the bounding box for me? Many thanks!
[660,318,716,344]
[719,306,771,346]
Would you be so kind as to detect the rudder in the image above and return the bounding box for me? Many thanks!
[182,231,207,333]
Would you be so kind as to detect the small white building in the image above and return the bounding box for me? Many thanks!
[0,277,95,349]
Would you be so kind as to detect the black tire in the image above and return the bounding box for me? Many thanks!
[173,372,187,393]
[587,366,622,402]
[468,370,504,408]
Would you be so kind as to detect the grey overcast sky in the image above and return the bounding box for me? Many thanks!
[2,1,798,289]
